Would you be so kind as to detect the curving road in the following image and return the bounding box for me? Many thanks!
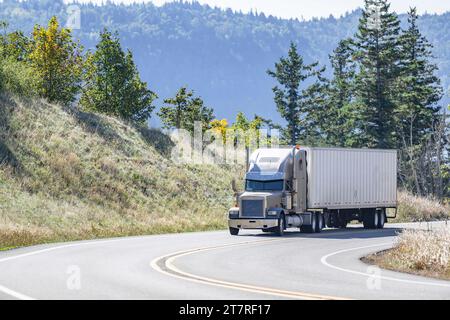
[0,222,449,300]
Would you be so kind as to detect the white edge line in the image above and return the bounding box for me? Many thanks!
[0,284,35,300]
[0,238,127,300]
[320,243,450,288]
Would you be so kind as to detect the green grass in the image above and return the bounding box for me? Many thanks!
[0,246,18,251]
[0,94,245,248]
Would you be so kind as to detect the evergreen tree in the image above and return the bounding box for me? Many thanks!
[81,29,157,122]
[395,8,443,146]
[393,8,444,196]
[322,39,357,147]
[352,0,401,148]
[267,42,323,145]
[28,17,84,105]
[300,71,330,146]
[158,87,214,133]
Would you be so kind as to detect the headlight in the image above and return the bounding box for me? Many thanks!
[267,210,278,216]
[228,210,239,218]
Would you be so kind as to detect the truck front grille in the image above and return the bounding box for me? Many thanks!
[241,199,264,218]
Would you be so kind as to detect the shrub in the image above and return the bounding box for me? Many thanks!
[396,191,450,222]
[0,57,39,97]
[393,228,450,272]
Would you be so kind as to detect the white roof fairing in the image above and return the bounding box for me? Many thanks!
[245,148,293,181]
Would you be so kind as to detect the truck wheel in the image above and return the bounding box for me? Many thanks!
[377,210,385,229]
[229,227,239,236]
[338,220,348,229]
[314,213,323,233]
[300,212,316,233]
[275,215,285,237]
[363,210,378,229]
[338,214,348,229]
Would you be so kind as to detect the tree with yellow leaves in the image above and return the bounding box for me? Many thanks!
[28,17,84,105]
[210,118,228,144]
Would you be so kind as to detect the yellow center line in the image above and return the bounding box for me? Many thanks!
[150,237,351,300]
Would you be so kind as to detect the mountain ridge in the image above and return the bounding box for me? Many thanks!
[1,0,449,125]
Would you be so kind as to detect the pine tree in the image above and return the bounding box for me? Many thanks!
[395,8,443,146]
[394,8,444,195]
[300,71,330,146]
[28,17,84,105]
[157,87,214,133]
[322,39,357,147]
[267,42,323,145]
[302,39,357,147]
[80,29,157,122]
[352,0,401,148]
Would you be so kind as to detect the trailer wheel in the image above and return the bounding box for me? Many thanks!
[377,210,385,229]
[363,210,378,229]
[300,212,316,233]
[229,227,239,236]
[275,214,285,237]
[338,214,348,229]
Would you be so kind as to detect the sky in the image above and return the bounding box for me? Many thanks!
[69,0,450,20]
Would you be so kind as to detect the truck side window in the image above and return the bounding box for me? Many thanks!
[285,180,292,191]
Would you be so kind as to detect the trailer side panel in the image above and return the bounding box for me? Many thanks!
[305,148,397,209]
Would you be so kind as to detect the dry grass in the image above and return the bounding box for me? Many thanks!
[365,228,450,280]
[395,191,450,222]
[0,94,245,248]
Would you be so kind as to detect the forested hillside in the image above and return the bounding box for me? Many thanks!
[0,0,449,123]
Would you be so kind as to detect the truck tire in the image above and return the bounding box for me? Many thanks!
[314,213,324,233]
[229,227,239,236]
[338,220,348,229]
[300,212,316,233]
[338,214,348,229]
[327,211,341,228]
[275,215,285,237]
[377,210,385,229]
[363,210,378,229]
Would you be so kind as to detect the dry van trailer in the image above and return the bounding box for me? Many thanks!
[302,147,397,229]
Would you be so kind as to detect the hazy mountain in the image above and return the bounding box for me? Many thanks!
[1,0,449,126]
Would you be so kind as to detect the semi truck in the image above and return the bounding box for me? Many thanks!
[228,146,397,236]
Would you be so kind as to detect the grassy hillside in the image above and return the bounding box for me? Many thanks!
[0,94,448,249]
[0,94,244,248]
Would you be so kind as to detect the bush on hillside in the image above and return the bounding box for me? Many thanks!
[0,57,38,97]
[396,191,450,222]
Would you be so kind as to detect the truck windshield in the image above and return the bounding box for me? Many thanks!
[246,180,284,192]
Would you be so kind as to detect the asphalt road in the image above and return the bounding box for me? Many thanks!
[0,222,449,300]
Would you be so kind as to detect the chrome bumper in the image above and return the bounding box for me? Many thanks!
[228,219,279,229]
